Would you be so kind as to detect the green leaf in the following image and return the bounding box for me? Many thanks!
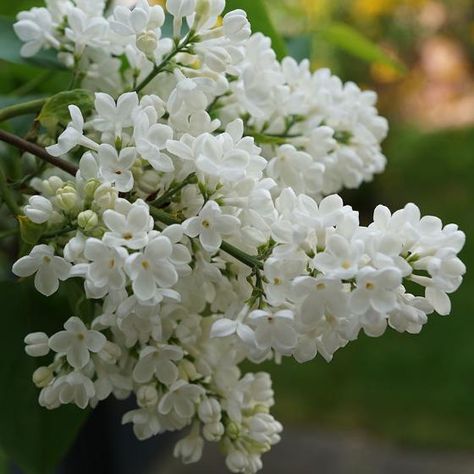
[317,22,406,73]
[0,280,90,474]
[18,216,46,245]
[38,89,94,133]
[0,16,65,70]
[224,0,287,60]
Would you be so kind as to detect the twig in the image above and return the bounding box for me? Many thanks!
[0,129,78,176]
[0,98,47,123]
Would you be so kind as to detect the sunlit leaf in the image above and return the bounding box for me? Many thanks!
[38,89,94,133]
[317,22,406,73]
[224,0,288,59]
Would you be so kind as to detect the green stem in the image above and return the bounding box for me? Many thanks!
[244,130,302,145]
[136,31,196,93]
[42,225,75,241]
[0,98,47,123]
[0,168,19,216]
[150,207,263,270]
[149,173,197,207]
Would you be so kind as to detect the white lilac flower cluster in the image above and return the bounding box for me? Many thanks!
[12,0,465,472]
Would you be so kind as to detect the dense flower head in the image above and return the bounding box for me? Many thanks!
[11,0,466,472]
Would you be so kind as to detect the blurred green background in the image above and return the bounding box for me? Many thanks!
[0,0,473,471]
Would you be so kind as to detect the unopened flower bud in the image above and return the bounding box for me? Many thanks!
[198,397,221,424]
[137,385,159,408]
[55,185,78,212]
[98,341,122,364]
[78,210,99,232]
[173,425,204,464]
[24,196,53,224]
[83,179,101,201]
[24,332,50,357]
[203,421,224,441]
[137,31,158,56]
[32,366,53,388]
[223,10,250,42]
[178,359,199,381]
[225,450,247,473]
[94,183,118,210]
[226,421,240,440]
[137,169,161,195]
[42,176,64,196]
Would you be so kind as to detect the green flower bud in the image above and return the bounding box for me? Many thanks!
[178,359,199,381]
[42,176,64,196]
[78,210,99,232]
[55,185,79,212]
[137,31,158,57]
[226,421,240,440]
[32,366,53,388]
[83,179,101,202]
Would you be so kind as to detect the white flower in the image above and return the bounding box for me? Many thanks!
[133,344,184,385]
[110,0,165,38]
[47,105,98,156]
[12,245,71,296]
[91,92,139,139]
[249,309,297,355]
[166,0,196,18]
[65,7,109,55]
[122,407,162,440]
[134,115,174,172]
[103,198,154,250]
[264,257,305,306]
[24,332,50,357]
[174,423,204,464]
[314,234,364,279]
[97,144,136,192]
[351,267,402,314]
[125,236,179,301]
[193,131,251,182]
[49,317,107,369]
[50,371,96,409]
[158,380,204,419]
[182,201,240,253]
[292,276,348,327]
[82,238,128,293]
[266,144,325,196]
[14,7,59,57]
[24,195,53,224]
[210,318,255,345]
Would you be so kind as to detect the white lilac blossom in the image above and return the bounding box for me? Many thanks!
[10,0,466,473]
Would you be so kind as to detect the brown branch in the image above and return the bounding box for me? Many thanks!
[0,129,78,176]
